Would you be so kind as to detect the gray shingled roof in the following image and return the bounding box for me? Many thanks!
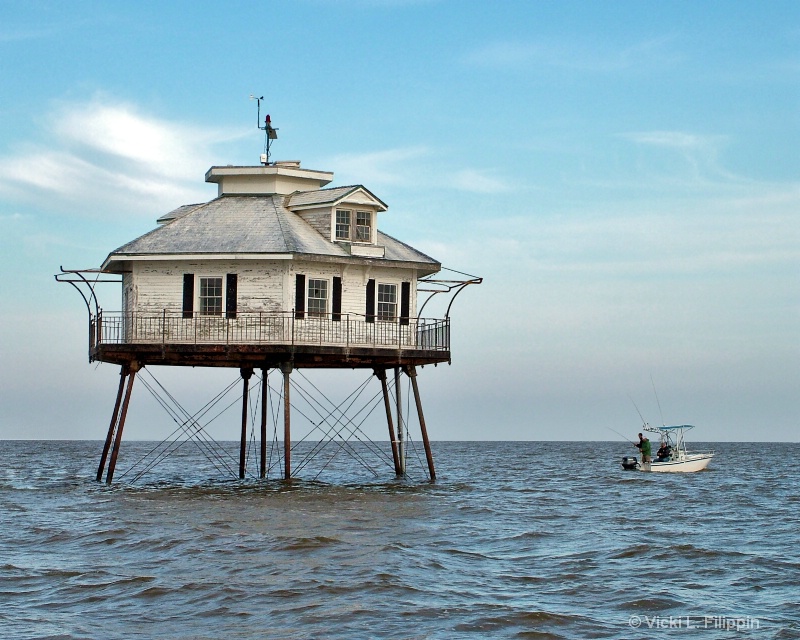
[104,193,439,270]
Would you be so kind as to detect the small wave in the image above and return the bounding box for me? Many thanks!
[133,585,175,599]
[619,596,687,610]
[505,530,552,541]
[441,547,495,560]
[609,543,652,559]
[655,543,748,562]
[499,573,549,585]
[271,535,342,551]
[454,607,595,637]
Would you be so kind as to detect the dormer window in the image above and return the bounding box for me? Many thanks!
[335,209,373,243]
[355,211,372,242]
[335,209,351,240]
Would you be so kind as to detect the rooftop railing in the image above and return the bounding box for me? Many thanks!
[90,311,450,352]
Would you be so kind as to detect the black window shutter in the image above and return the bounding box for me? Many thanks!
[400,281,410,325]
[332,276,342,322]
[182,274,194,318]
[295,274,306,319]
[226,274,238,319]
[365,279,375,323]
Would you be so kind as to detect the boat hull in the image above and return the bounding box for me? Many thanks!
[646,454,713,473]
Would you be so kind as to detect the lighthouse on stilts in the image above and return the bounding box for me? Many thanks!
[57,109,480,484]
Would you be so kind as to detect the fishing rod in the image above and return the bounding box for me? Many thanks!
[627,394,650,430]
[605,426,637,445]
[650,374,665,426]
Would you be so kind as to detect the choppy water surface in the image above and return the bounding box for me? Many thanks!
[1,440,798,639]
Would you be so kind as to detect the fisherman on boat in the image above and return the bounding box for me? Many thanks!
[655,441,672,462]
[635,433,652,463]
[621,425,713,473]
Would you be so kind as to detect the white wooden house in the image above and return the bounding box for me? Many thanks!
[92,161,449,368]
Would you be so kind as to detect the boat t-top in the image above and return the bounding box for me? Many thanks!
[622,425,714,473]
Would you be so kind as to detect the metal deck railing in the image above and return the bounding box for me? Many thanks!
[89,311,450,352]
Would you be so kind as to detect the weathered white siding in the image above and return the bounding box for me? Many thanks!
[127,258,419,319]
[131,260,288,314]
[122,272,135,315]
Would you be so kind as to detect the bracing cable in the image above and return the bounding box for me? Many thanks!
[290,372,392,476]
[118,370,242,482]
[294,370,394,464]
[126,373,238,482]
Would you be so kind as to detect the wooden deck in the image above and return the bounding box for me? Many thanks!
[89,311,450,369]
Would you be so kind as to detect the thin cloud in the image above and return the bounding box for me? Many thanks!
[464,35,681,73]
[326,147,510,195]
[0,96,243,217]
[620,129,742,185]
[0,212,27,222]
[623,130,719,149]
[448,168,510,194]
[0,14,109,43]
[303,0,439,6]
[0,25,64,43]
[472,187,800,278]
[51,100,231,180]
[324,146,431,186]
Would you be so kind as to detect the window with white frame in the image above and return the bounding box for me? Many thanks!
[377,283,397,321]
[307,278,328,317]
[355,211,372,242]
[335,209,373,243]
[335,209,351,241]
[199,276,223,315]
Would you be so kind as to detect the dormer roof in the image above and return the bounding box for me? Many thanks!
[286,185,388,211]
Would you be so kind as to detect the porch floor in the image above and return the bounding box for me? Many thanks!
[91,342,451,369]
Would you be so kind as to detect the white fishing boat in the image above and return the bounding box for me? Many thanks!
[621,425,714,473]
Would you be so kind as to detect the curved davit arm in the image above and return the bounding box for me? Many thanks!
[417,267,483,320]
[55,266,122,320]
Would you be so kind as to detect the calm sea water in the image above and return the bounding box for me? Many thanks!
[1,440,798,639]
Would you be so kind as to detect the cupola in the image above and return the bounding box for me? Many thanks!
[205,161,334,196]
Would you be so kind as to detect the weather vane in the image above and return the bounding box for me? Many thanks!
[249,95,278,165]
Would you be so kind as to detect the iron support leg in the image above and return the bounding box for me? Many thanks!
[106,362,138,484]
[407,366,436,480]
[394,366,405,475]
[376,368,401,475]
[97,366,128,482]
[282,363,292,480]
[260,368,268,479]
[239,368,253,479]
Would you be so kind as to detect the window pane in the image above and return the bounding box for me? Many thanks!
[308,278,328,317]
[377,283,397,320]
[335,209,351,240]
[199,277,223,315]
[355,211,371,242]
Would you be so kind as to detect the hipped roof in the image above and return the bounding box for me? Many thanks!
[102,193,439,273]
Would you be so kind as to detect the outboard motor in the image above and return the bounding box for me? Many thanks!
[621,456,639,471]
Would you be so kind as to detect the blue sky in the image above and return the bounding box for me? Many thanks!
[0,0,797,442]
